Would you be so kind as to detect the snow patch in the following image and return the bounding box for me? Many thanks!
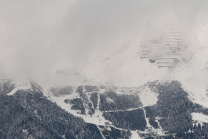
[7,80,31,96]
[131,131,141,139]
[106,98,114,103]
[138,86,158,107]
[155,117,164,135]
[22,129,27,133]
[193,100,208,108]
[140,109,165,137]
[67,91,80,100]
[189,92,208,108]
[99,89,106,94]
[192,112,208,123]
[115,90,125,95]
[183,86,208,108]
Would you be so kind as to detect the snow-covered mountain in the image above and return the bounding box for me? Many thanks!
[1,30,208,138]
[2,74,208,138]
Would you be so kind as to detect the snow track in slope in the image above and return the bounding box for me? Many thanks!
[46,91,111,126]
[7,80,32,96]
[96,125,106,139]
[143,108,151,128]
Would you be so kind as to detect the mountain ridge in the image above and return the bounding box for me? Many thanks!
[1,76,208,138]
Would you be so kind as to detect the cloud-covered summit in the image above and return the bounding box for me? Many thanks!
[0,0,208,88]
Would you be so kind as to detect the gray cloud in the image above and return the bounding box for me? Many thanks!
[0,0,208,85]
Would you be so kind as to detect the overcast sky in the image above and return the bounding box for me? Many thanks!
[1,0,208,87]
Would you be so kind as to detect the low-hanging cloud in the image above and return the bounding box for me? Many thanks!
[0,0,208,86]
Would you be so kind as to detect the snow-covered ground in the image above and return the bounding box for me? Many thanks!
[7,79,32,96]
[188,90,208,108]
[138,86,158,107]
[131,131,141,139]
[143,108,151,128]
[46,91,112,126]
[192,112,208,123]
[140,109,164,137]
